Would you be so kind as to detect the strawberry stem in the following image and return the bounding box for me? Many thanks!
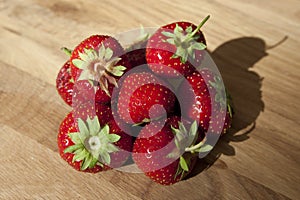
[190,15,210,38]
[61,47,72,57]
[185,137,207,153]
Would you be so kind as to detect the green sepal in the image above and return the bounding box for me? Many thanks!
[68,132,81,144]
[81,154,93,171]
[132,118,151,127]
[191,42,206,50]
[104,48,113,60]
[106,143,119,153]
[72,148,88,163]
[89,157,99,169]
[194,144,214,153]
[78,118,89,141]
[86,117,101,136]
[171,120,199,151]
[226,89,234,118]
[69,78,74,83]
[64,143,83,154]
[173,154,192,180]
[79,50,91,62]
[99,124,109,136]
[107,134,121,143]
[162,18,208,64]
[174,163,183,180]
[100,151,111,165]
[179,156,189,172]
[208,76,227,109]
[78,70,94,81]
[64,116,121,170]
[71,45,125,97]
[185,26,193,33]
[72,59,86,69]
[110,65,126,77]
[161,31,175,38]
[61,47,72,57]
[187,121,198,145]
[171,125,181,136]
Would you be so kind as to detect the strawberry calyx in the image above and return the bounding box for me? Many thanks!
[208,75,234,117]
[170,121,213,155]
[161,15,210,63]
[208,75,226,108]
[64,116,121,170]
[72,46,126,95]
[226,89,234,118]
[167,120,213,179]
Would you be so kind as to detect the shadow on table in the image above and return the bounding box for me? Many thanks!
[187,37,270,177]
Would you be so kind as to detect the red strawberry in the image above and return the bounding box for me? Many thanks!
[57,112,107,173]
[133,116,210,185]
[70,35,131,99]
[125,27,150,68]
[178,68,233,134]
[72,80,114,107]
[117,72,176,124]
[146,16,209,78]
[73,101,113,125]
[210,109,232,135]
[57,101,133,172]
[56,61,74,106]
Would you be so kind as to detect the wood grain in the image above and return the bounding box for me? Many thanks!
[0,0,299,199]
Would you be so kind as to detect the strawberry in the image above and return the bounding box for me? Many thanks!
[146,16,209,78]
[57,112,107,173]
[178,68,233,134]
[72,80,114,107]
[56,61,74,106]
[70,35,131,98]
[125,27,150,68]
[57,101,133,172]
[117,71,176,124]
[133,116,211,185]
[210,109,232,135]
[73,101,113,125]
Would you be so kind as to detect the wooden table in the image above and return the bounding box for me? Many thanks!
[0,0,299,199]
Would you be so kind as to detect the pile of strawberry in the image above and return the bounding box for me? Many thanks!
[56,15,233,185]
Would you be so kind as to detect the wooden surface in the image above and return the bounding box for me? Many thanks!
[0,0,299,199]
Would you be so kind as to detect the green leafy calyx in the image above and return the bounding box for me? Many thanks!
[64,116,120,171]
[167,120,213,180]
[208,75,226,108]
[161,15,210,63]
[72,46,126,95]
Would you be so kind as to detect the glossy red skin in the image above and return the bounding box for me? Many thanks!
[210,109,232,135]
[179,68,232,134]
[117,72,176,124]
[125,39,148,68]
[70,35,131,103]
[133,116,200,185]
[56,61,74,106]
[178,70,211,131]
[73,101,113,126]
[107,119,133,168]
[146,22,206,78]
[72,80,114,107]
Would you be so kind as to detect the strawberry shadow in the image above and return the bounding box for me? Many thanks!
[186,37,271,178]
